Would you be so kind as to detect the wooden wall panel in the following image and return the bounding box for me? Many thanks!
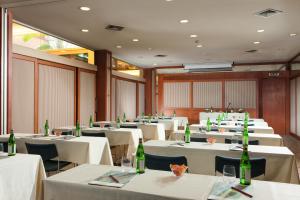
[262,78,287,135]
[290,79,296,134]
[138,83,145,116]
[297,78,300,136]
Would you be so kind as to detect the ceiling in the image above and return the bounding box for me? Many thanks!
[1,0,300,67]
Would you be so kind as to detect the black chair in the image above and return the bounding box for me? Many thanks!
[81,131,106,137]
[0,142,8,152]
[93,123,100,127]
[215,156,266,178]
[221,123,227,125]
[210,127,218,131]
[224,138,259,145]
[104,124,112,128]
[150,120,158,123]
[229,129,237,132]
[133,120,140,122]
[191,137,207,142]
[145,153,188,172]
[120,125,138,129]
[248,130,254,133]
[61,130,73,135]
[25,143,70,173]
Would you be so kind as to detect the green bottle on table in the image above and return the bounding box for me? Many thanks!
[89,115,93,128]
[75,121,81,137]
[141,112,145,119]
[240,117,251,186]
[122,113,126,123]
[173,110,176,118]
[116,116,121,128]
[44,119,49,136]
[185,124,191,143]
[206,117,211,132]
[217,114,221,127]
[136,138,145,174]
[8,129,16,156]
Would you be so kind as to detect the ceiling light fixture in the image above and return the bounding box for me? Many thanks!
[290,33,297,37]
[165,0,173,2]
[116,45,122,49]
[81,29,89,32]
[253,41,261,44]
[132,38,139,42]
[196,44,203,48]
[190,34,198,38]
[257,29,264,33]
[148,48,152,50]
[180,19,189,24]
[80,6,90,11]
[153,63,157,66]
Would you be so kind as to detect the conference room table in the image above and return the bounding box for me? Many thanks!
[190,124,275,134]
[0,133,113,165]
[0,153,46,200]
[43,164,300,200]
[169,130,283,146]
[81,127,143,157]
[144,140,299,184]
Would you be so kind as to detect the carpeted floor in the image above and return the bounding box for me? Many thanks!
[282,135,300,179]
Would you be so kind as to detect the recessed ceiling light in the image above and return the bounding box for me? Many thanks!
[116,45,122,49]
[190,34,198,38]
[196,44,203,48]
[132,38,139,42]
[257,29,264,33]
[80,6,90,11]
[153,63,157,66]
[290,33,297,37]
[148,48,152,50]
[253,41,260,44]
[81,29,89,32]
[180,19,189,24]
[165,0,173,2]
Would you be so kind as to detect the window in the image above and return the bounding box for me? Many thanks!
[12,22,94,64]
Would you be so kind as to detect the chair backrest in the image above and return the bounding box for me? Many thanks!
[81,131,106,137]
[93,123,100,127]
[229,129,237,132]
[0,142,8,152]
[150,120,158,123]
[120,125,138,129]
[224,138,259,145]
[145,153,188,171]
[62,130,73,135]
[248,130,254,133]
[104,124,112,128]
[215,156,266,178]
[191,137,207,142]
[25,143,58,161]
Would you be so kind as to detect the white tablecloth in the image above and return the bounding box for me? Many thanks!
[173,117,189,126]
[144,140,299,184]
[0,134,113,165]
[44,164,300,200]
[170,130,283,146]
[190,124,275,134]
[0,154,46,200]
[82,127,143,157]
[158,119,178,131]
[139,123,165,140]
[200,120,269,127]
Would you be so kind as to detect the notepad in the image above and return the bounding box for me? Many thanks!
[88,170,136,188]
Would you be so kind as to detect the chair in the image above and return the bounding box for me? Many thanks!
[81,131,106,137]
[104,124,112,128]
[145,153,188,171]
[151,120,158,123]
[133,119,140,122]
[248,130,254,133]
[210,127,218,131]
[25,143,70,173]
[215,156,266,178]
[120,124,138,129]
[0,142,8,152]
[93,123,100,127]
[61,130,73,135]
[191,137,207,142]
[224,138,259,145]
[229,129,237,132]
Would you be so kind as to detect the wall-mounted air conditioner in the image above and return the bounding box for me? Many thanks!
[183,63,233,72]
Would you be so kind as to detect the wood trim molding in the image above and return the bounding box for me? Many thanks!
[7,10,13,133]
[34,59,39,133]
[136,83,139,116]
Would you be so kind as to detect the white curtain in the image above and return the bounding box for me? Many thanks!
[225,80,256,108]
[296,78,300,137]
[38,64,75,131]
[139,83,145,116]
[290,79,296,134]
[116,79,136,120]
[193,81,222,108]
[80,71,96,126]
[12,58,35,133]
[111,78,116,120]
[164,82,190,108]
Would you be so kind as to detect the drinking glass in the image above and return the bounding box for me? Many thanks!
[121,156,132,171]
[223,165,236,185]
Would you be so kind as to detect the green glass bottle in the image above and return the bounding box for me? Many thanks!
[221,112,225,121]
[141,112,145,119]
[122,113,126,123]
[75,121,81,137]
[173,110,176,118]
[240,118,251,185]
[8,129,16,156]
[162,112,165,119]
[217,114,221,127]
[116,116,121,128]
[89,115,93,128]
[206,117,211,132]
[185,124,191,143]
[136,138,145,174]
[44,119,49,136]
